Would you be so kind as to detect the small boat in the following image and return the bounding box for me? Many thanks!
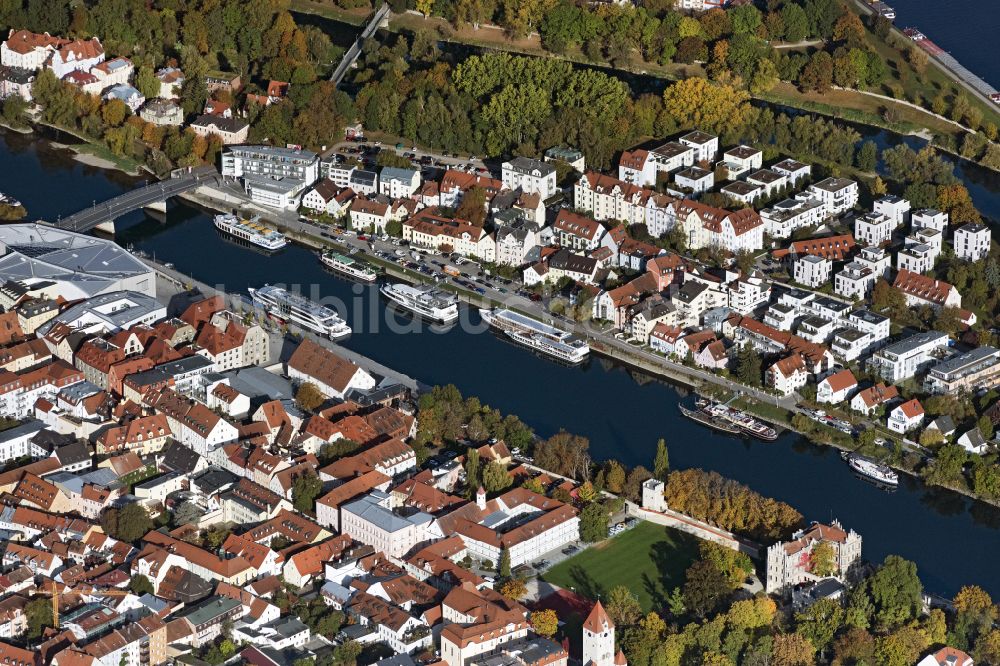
[679,404,742,435]
[320,251,378,282]
[697,399,778,441]
[846,453,899,486]
[0,192,22,208]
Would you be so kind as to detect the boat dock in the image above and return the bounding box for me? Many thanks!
[145,258,426,393]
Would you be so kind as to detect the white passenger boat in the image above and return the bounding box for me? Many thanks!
[0,192,22,208]
[214,214,287,251]
[505,329,590,364]
[480,308,589,363]
[321,251,378,282]
[847,453,899,486]
[249,284,351,339]
[380,283,459,323]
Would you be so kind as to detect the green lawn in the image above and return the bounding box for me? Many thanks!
[542,521,700,612]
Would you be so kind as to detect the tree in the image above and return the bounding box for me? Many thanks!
[128,574,154,596]
[102,98,129,127]
[781,3,809,42]
[332,640,362,666]
[606,585,643,627]
[101,504,153,543]
[577,480,598,502]
[26,597,53,639]
[605,460,627,493]
[856,140,877,171]
[682,559,729,618]
[662,77,751,135]
[534,431,591,480]
[871,279,905,315]
[772,633,816,666]
[800,51,833,93]
[482,460,513,492]
[465,447,481,490]
[498,547,511,578]
[652,439,670,481]
[295,381,325,411]
[810,541,837,577]
[698,541,753,588]
[875,625,930,666]
[795,597,843,658]
[869,555,923,628]
[292,472,323,513]
[135,66,161,100]
[734,343,763,386]
[936,183,981,225]
[498,578,527,600]
[623,466,653,503]
[531,609,558,637]
[579,501,609,542]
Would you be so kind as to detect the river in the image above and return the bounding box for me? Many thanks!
[4,129,1000,598]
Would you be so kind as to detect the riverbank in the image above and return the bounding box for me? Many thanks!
[291,2,1000,151]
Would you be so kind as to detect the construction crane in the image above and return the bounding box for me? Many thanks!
[50,580,132,629]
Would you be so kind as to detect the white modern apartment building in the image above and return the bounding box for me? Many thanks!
[501,157,557,199]
[954,223,991,262]
[794,255,831,288]
[807,177,858,217]
[760,196,825,238]
[869,330,949,382]
[221,146,320,210]
[378,167,421,199]
[679,130,719,162]
[911,208,948,233]
[873,195,910,227]
[834,261,875,300]
[854,212,893,246]
[771,158,811,186]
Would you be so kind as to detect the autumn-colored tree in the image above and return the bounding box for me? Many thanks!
[874,625,930,666]
[604,460,626,493]
[832,11,865,45]
[577,480,598,502]
[498,578,527,600]
[530,609,558,637]
[810,541,837,577]
[953,585,997,618]
[937,183,982,225]
[295,381,325,411]
[725,596,776,631]
[662,77,751,136]
[605,585,642,627]
[771,633,816,666]
[101,98,129,127]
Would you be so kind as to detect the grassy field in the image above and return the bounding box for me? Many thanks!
[542,521,700,612]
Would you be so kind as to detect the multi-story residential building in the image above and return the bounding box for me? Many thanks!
[544,146,585,171]
[719,145,762,178]
[806,177,858,217]
[679,130,719,162]
[494,221,540,267]
[893,269,962,309]
[139,98,184,126]
[403,209,496,262]
[854,212,893,247]
[221,146,320,209]
[896,242,936,274]
[765,521,862,594]
[869,330,949,382]
[954,223,991,262]
[771,158,811,186]
[2,29,67,70]
[746,168,787,198]
[855,246,891,279]
[850,382,898,415]
[720,181,762,206]
[873,195,910,227]
[831,308,890,362]
[767,353,809,395]
[674,166,714,193]
[677,201,764,253]
[573,172,671,229]
[501,157,557,199]
[924,346,1000,394]
[287,339,376,401]
[553,210,604,251]
[378,167,421,199]
[349,169,379,196]
[817,369,858,404]
[888,399,924,433]
[727,273,771,314]
[49,38,105,79]
[190,115,250,145]
[834,261,874,300]
[760,196,825,238]
[911,208,948,233]
[793,255,831,288]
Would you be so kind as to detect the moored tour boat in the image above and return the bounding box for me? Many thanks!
[249,284,351,339]
[214,213,287,251]
[380,282,459,323]
[846,453,899,486]
[321,251,378,282]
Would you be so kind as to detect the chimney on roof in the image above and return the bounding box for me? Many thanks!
[476,486,486,510]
